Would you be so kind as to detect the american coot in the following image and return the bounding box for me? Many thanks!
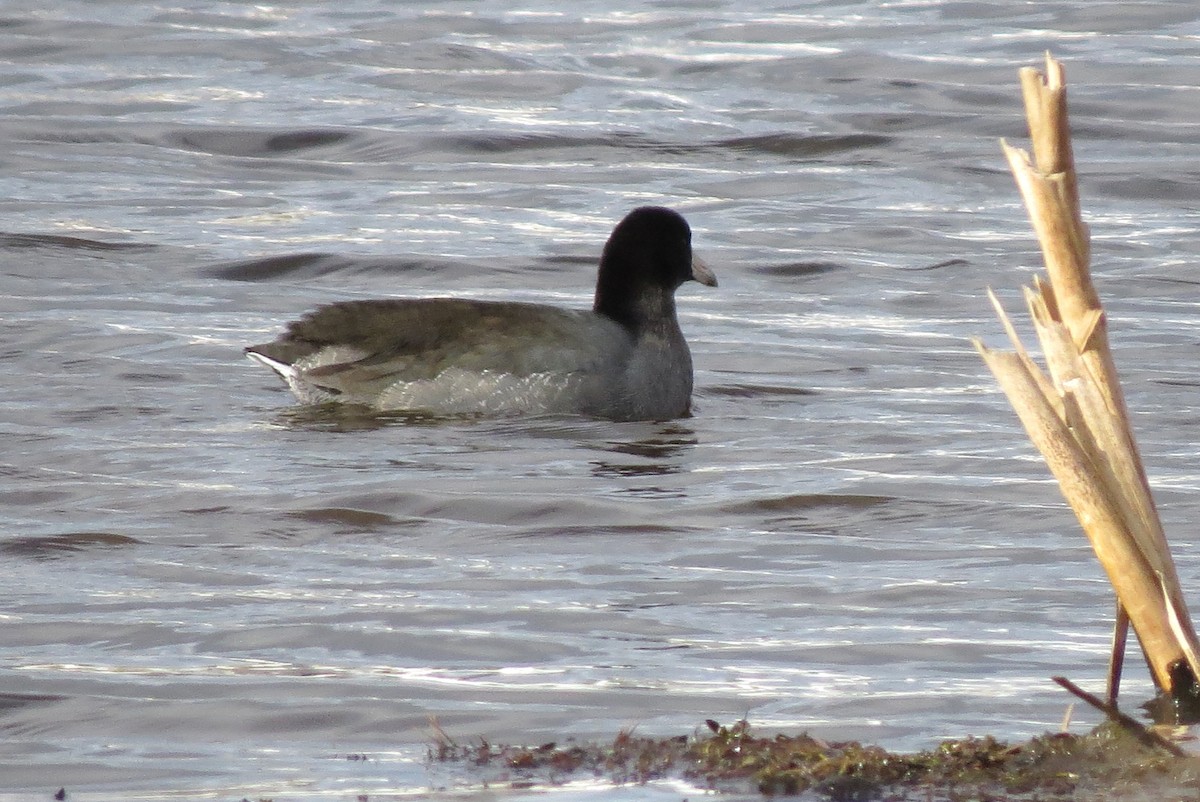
[245,206,716,421]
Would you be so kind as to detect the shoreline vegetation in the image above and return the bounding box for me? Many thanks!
[431,54,1200,801]
[430,718,1198,800]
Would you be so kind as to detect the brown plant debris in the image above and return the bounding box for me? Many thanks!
[430,719,1200,800]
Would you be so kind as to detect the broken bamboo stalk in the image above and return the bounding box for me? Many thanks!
[974,53,1200,716]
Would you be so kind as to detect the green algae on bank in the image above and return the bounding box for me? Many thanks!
[430,719,1200,800]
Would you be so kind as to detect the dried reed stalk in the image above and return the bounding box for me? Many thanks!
[973,54,1200,703]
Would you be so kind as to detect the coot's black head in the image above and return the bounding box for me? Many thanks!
[593,206,716,331]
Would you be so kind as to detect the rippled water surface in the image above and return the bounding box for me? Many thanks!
[4,2,1200,799]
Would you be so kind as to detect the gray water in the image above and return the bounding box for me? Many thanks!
[4,2,1200,800]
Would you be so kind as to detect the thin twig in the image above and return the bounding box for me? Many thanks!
[1051,675,1185,757]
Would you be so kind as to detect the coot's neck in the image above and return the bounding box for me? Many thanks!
[594,268,677,336]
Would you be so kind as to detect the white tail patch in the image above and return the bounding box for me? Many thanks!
[245,350,297,383]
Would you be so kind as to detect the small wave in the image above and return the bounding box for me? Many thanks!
[717,132,892,157]
[754,261,846,278]
[0,232,156,252]
[1,531,143,559]
[721,493,895,515]
[705,383,818,398]
[284,507,401,532]
[208,251,476,281]
[161,126,353,157]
